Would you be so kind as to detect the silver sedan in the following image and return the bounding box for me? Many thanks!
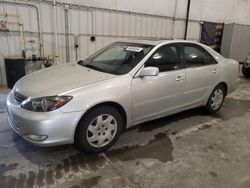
[7,40,239,153]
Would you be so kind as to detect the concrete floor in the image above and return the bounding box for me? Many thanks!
[0,78,250,188]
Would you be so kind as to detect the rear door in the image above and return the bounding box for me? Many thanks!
[181,43,220,106]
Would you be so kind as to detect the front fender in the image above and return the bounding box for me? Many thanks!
[59,75,133,127]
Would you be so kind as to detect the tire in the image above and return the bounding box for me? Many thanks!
[242,65,250,78]
[205,84,226,114]
[74,106,123,153]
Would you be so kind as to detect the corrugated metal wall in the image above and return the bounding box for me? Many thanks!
[0,0,201,85]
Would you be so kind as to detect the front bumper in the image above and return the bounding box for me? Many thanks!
[7,91,84,146]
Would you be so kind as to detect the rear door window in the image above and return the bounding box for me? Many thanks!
[182,45,217,67]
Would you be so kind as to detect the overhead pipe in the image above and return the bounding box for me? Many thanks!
[12,0,201,26]
[1,29,78,61]
[184,0,191,40]
[28,0,193,22]
[19,0,200,41]
[2,30,77,45]
[76,34,172,41]
[17,30,76,51]
[26,0,200,44]
[1,0,199,61]
[0,0,44,57]
[6,29,195,62]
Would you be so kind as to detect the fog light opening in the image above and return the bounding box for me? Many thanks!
[26,134,48,141]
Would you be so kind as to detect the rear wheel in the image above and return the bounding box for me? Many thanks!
[242,65,250,78]
[75,106,122,153]
[205,84,226,113]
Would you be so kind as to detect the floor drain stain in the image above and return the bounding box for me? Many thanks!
[107,133,173,163]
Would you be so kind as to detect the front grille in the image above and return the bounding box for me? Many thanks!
[14,91,27,104]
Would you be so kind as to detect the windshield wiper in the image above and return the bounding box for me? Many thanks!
[84,64,105,72]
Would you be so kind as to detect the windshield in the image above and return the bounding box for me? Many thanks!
[79,42,153,75]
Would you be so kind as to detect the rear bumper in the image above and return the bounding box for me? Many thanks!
[7,91,84,146]
[227,79,240,95]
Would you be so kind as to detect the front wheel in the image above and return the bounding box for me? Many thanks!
[205,85,226,113]
[75,106,123,153]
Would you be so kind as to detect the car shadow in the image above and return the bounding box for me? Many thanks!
[12,107,210,165]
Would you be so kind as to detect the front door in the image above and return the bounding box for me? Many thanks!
[132,44,186,124]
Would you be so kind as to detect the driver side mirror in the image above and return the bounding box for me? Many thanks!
[139,67,159,77]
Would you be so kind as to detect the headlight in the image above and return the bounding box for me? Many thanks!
[21,96,72,112]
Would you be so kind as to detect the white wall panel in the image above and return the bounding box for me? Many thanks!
[187,22,201,41]
[0,0,250,86]
[173,20,185,39]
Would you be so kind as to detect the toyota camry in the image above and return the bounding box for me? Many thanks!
[7,40,239,153]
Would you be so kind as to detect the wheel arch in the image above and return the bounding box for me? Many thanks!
[217,82,228,95]
[74,101,128,139]
[204,82,228,113]
[204,82,228,106]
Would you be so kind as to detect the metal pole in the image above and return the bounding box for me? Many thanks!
[184,0,191,40]
[53,0,59,64]
[64,4,70,63]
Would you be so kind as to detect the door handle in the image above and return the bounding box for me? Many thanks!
[176,74,185,81]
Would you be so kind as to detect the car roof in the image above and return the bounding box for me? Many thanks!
[115,39,225,62]
[114,39,200,46]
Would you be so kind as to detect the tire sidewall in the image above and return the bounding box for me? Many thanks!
[75,106,123,153]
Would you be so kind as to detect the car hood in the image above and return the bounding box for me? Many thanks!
[14,63,116,97]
